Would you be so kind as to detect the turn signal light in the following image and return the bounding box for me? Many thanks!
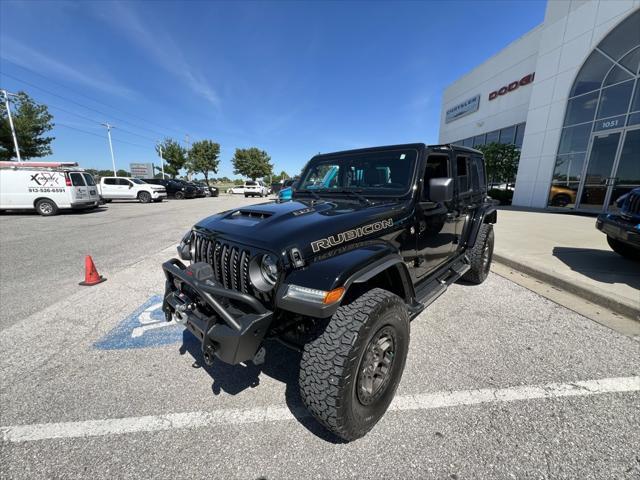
[323,287,345,305]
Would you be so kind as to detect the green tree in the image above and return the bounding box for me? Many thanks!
[477,142,520,184]
[0,91,54,160]
[156,139,186,178]
[231,147,273,180]
[187,140,220,195]
[116,169,130,177]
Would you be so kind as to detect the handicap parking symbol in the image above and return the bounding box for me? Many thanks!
[94,295,185,350]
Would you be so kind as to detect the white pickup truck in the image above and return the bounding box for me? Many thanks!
[98,177,167,203]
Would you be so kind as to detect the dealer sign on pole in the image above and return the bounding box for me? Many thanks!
[130,163,154,178]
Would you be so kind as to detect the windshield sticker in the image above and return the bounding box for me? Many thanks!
[310,218,394,252]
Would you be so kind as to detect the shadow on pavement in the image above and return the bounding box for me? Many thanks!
[552,246,640,289]
[178,330,346,443]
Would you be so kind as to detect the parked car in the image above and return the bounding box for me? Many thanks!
[98,177,166,203]
[0,161,100,216]
[227,185,245,194]
[162,143,496,441]
[192,181,219,197]
[243,180,269,198]
[142,178,197,199]
[548,185,577,207]
[596,188,640,260]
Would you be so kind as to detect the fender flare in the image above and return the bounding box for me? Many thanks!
[466,204,497,249]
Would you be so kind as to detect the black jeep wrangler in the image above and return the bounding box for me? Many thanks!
[162,143,496,440]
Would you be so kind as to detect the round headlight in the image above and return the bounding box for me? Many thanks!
[249,254,279,292]
[261,255,279,285]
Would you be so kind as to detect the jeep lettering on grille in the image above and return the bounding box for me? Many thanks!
[310,218,394,253]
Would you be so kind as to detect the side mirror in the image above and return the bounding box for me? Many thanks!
[429,177,453,203]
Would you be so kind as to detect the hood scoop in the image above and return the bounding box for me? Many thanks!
[232,209,273,219]
[221,208,274,226]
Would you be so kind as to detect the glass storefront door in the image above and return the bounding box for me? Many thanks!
[609,127,640,211]
[577,127,640,211]
[577,131,622,210]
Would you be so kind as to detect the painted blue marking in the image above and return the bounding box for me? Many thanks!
[94,295,185,350]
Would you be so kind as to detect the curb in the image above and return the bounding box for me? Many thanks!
[493,253,640,322]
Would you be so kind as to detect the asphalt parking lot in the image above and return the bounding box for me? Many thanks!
[1,196,639,479]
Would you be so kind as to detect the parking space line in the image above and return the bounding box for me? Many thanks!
[2,376,638,443]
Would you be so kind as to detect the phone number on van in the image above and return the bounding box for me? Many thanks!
[28,187,66,193]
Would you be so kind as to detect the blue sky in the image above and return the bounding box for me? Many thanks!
[0,0,545,179]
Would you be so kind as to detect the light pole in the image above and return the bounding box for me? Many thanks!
[101,122,117,176]
[1,89,22,161]
[158,143,165,179]
[185,134,191,180]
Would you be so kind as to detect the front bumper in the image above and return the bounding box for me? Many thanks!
[151,190,167,199]
[596,214,640,247]
[162,259,273,365]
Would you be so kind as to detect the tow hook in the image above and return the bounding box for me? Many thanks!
[174,301,195,326]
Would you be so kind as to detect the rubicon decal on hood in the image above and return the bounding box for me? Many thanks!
[310,218,394,253]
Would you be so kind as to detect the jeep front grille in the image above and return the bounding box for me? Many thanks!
[623,191,640,217]
[191,233,273,303]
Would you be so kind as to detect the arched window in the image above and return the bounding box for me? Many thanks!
[549,9,640,208]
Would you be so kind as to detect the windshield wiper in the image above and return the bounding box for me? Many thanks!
[319,188,372,205]
[294,189,321,201]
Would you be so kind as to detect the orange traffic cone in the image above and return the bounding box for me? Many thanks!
[79,255,107,286]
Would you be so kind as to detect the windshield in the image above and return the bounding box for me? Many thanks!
[297,149,417,197]
[131,178,146,184]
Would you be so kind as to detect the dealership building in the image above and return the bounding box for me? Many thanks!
[439,1,639,212]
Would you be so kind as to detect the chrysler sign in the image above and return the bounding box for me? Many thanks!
[489,73,535,101]
[445,94,480,124]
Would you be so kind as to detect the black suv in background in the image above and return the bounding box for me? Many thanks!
[142,178,197,199]
[597,187,640,260]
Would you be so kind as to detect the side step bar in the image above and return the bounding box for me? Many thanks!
[408,256,471,319]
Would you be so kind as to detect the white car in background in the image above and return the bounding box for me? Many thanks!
[0,161,100,216]
[227,185,246,194]
[98,177,166,203]
[243,180,269,198]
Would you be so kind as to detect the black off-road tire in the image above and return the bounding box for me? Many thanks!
[174,191,185,200]
[299,288,410,441]
[607,236,640,261]
[138,191,152,203]
[35,198,58,216]
[463,223,494,284]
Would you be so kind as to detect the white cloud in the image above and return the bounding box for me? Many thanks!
[0,36,136,98]
[102,2,220,108]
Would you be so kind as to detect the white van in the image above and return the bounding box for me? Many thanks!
[0,161,100,216]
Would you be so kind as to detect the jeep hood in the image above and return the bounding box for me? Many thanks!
[194,199,408,258]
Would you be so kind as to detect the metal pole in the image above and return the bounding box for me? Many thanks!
[102,122,117,176]
[158,144,165,179]
[2,89,21,161]
[185,134,191,181]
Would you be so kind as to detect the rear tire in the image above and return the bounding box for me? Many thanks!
[138,191,152,203]
[607,236,640,261]
[35,199,58,216]
[299,288,410,441]
[174,191,185,200]
[463,223,494,284]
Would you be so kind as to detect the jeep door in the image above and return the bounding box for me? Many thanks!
[414,152,457,278]
[452,153,485,248]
